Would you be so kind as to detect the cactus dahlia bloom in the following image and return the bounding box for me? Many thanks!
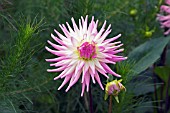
[45,15,127,96]
[157,0,170,35]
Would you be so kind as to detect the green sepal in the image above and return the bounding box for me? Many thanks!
[104,93,109,100]
[114,95,119,103]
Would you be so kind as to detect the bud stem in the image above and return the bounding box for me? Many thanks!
[108,95,113,113]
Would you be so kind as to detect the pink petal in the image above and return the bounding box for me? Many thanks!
[47,66,66,72]
[82,63,89,83]
[160,5,170,13]
[59,24,71,39]
[91,20,98,35]
[88,16,95,33]
[84,71,90,92]
[94,20,106,41]
[58,74,72,90]
[47,40,66,50]
[96,66,109,78]
[94,71,104,90]
[98,46,105,52]
[88,61,95,75]
[81,82,86,97]
[45,46,66,56]
[97,28,112,44]
[71,17,79,32]
[45,56,69,62]
[89,68,95,83]
[165,0,170,5]
[107,48,124,54]
[60,64,76,78]
[79,19,83,31]
[50,59,71,67]
[83,15,88,33]
[65,71,81,92]
[51,33,66,46]
[112,57,127,62]
[66,22,74,33]
[103,34,121,44]
[100,62,121,77]
[98,58,116,64]
[54,29,68,42]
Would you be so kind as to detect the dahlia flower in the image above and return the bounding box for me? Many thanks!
[45,15,127,96]
[157,0,170,35]
[104,79,126,102]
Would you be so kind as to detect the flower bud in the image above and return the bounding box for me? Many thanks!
[104,79,126,103]
[129,9,137,16]
[145,31,152,38]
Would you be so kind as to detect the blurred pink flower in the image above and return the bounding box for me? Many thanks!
[45,15,127,96]
[157,0,170,35]
[165,0,170,5]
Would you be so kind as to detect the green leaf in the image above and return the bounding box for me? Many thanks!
[0,100,21,113]
[154,66,170,83]
[107,74,113,82]
[128,37,170,74]
[154,67,170,97]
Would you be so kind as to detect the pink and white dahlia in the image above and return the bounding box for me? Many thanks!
[45,15,127,96]
[157,0,170,35]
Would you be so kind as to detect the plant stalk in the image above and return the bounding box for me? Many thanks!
[159,45,167,113]
[153,63,159,113]
[108,95,113,113]
[159,41,168,113]
[89,84,94,113]
[153,31,168,113]
[165,76,170,113]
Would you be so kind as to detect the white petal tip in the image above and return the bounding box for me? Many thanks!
[105,75,109,79]
[47,40,50,43]
[54,29,57,32]
[45,46,49,50]
[117,75,121,77]
[50,64,55,66]
[65,86,70,92]
[58,86,63,90]
[47,69,50,72]
[50,33,53,36]
[54,77,59,80]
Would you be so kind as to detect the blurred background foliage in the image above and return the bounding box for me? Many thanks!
[0,0,170,113]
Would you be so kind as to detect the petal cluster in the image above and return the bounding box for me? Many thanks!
[46,15,127,96]
[157,0,170,35]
